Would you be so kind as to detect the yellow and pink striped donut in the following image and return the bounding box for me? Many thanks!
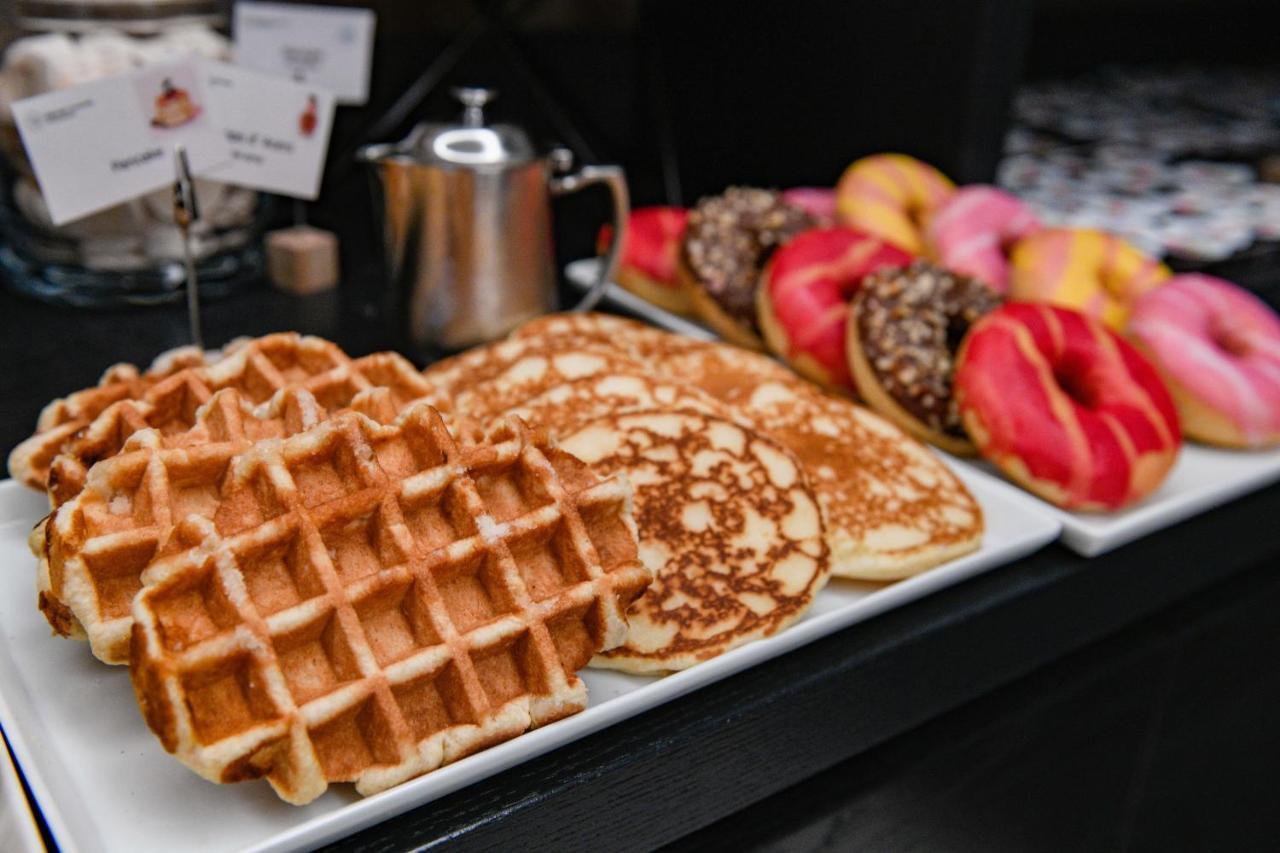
[835,153,954,255]
[1008,228,1171,331]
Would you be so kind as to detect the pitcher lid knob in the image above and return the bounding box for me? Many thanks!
[451,86,496,127]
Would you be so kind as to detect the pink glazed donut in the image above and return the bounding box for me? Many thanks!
[1128,274,1280,449]
[782,187,837,225]
[926,186,1040,293]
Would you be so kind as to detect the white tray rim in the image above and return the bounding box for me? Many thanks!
[0,469,1060,853]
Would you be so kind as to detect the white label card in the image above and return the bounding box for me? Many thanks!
[233,1,376,106]
[201,62,335,199]
[13,60,230,225]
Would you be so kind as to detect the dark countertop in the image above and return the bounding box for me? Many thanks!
[2,280,1279,851]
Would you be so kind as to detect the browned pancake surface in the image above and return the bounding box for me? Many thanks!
[562,409,829,672]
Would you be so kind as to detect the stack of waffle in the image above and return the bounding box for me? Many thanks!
[12,332,651,804]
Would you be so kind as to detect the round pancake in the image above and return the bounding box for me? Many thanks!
[657,342,983,580]
[657,341,802,405]
[738,381,983,580]
[560,410,830,673]
[453,346,643,418]
[510,312,711,361]
[506,373,726,439]
[422,336,559,398]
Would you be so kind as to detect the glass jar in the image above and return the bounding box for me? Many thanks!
[0,1,268,307]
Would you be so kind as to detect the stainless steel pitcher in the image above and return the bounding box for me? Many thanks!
[359,87,628,351]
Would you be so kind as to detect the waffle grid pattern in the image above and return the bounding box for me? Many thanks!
[37,381,423,648]
[12,334,447,496]
[8,345,211,490]
[127,407,648,803]
[47,348,443,506]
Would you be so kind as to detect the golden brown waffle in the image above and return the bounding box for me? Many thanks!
[129,405,650,803]
[44,349,445,507]
[36,385,422,651]
[34,344,210,433]
[11,333,447,498]
[9,344,211,490]
[561,409,829,673]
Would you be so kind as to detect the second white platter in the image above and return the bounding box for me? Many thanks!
[948,445,1280,557]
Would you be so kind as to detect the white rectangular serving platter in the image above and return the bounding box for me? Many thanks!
[2,727,44,853]
[566,258,715,338]
[0,464,1059,853]
[568,257,1280,558]
[946,446,1280,557]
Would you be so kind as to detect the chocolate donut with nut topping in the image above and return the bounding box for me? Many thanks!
[678,187,813,349]
[846,261,1001,454]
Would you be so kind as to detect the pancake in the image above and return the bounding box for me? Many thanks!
[736,380,983,580]
[657,340,802,405]
[560,410,829,673]
[422,336,560,398]
[509,312,711,361]
[453,347,643,418]
[658,342,983,579]
[506,373,726,439]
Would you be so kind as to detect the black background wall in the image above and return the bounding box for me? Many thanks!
[301,0,1276,310]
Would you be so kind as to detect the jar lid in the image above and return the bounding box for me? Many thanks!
[397,87,535,168]
[17,0,224,34]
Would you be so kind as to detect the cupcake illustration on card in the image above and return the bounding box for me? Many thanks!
[147,77,201,129]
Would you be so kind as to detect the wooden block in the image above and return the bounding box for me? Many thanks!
[266,225,339,295]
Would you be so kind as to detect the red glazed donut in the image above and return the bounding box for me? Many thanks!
[597,206,691,315]
[956,302,1181,511]
[757,227,912,394]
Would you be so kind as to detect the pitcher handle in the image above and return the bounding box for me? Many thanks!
[551,165,629,313]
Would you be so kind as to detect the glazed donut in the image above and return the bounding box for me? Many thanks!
[845,260,1001,454]
[757,226,912,394]
[956,302,1181,511]
[835,153,955,254]
[1128,274,1280,449]
[782,187,837,225]
[925,185,1040,293]
[597,206,692,315]
[1009,227,1171,330]
[679,187,814,349]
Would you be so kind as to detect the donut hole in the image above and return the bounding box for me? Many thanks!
[997,231,1023,254]
[908,203,930,232]
[1211,323,1250,358]
[1053,362,1099,409]
[945,316,972,355]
